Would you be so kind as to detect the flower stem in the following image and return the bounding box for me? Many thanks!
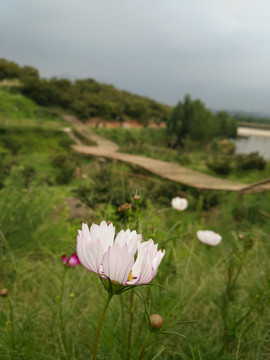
[138,331,151,360]
[127,289,134,359]
[135,203,139,232]
[59,267,68,359]
[92,292,113,360]
[7,296,15,350]
[120,295,127,347]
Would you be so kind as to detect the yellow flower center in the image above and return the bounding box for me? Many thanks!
[128,270,133,282]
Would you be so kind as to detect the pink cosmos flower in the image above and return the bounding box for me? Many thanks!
[62,253,80,267]
[196,230,222,246]
[77,221,165,286]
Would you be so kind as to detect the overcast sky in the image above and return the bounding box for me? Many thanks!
[1,0,270,113]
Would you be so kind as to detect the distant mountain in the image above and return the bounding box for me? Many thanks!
[227,110,270,119]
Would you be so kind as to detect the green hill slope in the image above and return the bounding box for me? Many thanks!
[0,58,172,124]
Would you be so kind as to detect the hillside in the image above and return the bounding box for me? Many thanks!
[0,58,172,125]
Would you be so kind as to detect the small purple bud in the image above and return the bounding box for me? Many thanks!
[68,253,80,267]
[62,253,80,267]
[61,254,69,265]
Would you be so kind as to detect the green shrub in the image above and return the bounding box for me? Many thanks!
[73,163,129,208]
[235,152,267,171]
[51,153,76,184]
[0,148,16,187]
[58,134,75,148]
[207,156,232,175]
[146,180,184,207]
[220,140,236,155]
[202,191,220,210]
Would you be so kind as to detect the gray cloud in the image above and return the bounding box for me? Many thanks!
[1,0,270,112]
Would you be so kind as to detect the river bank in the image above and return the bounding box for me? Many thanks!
[235,127,270,160]
[237,127,270,138]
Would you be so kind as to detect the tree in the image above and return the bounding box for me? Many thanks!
[166,99,184,147]
[167,94,212,146]
[215,111,237,138]
[167,94,237,147]
[0,58,21,80]
[20,66,39,81]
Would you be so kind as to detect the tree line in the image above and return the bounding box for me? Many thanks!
[0,58,237,144]
[0,58,171,125]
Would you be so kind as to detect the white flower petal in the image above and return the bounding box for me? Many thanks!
[129,240,165,285]
[77,225,93,271]
[77,224,104,272]
[90,220,115,252]
[152,250,166,277]
[115,229,141,254]
[102,244,134,285]
[135,250,153,284]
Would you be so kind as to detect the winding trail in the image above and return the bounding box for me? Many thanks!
[63,115,270,193]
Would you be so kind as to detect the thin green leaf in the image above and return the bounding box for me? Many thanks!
[157,330,188,339]
[152,346,167,360]
[169,320,198,326]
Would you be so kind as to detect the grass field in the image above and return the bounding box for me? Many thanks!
[0,87,270,359]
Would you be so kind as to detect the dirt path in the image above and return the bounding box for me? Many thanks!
[62,115,270,193]
[63,114,119,152]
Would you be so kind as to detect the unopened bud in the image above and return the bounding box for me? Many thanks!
[246,238,254,248]
[238,233,244,239]
[134,195,141,201]
[150,314,163,330]
[0,288,8,297]
[118,203,131,212]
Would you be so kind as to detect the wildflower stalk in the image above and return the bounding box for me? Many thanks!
[127,289,134,359]
[138,331,151,360]
[127,209,131,228]
[135,203,139,231]
[59,266,68,358]
[7,296,15,350]
[92,292,113,360]
[219,245,249,356]
[120,295,127,350]
[135,287,151,344]
[168,220,182,234]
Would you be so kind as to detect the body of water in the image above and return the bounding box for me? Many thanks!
[234,127,270,160]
